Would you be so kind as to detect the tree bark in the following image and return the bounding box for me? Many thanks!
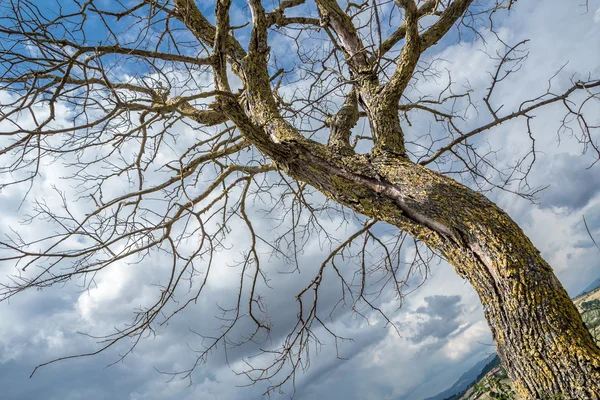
[225,106,600,397]
[299,145,600,398]
[221,6,600,392]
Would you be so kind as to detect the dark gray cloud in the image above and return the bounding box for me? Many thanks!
[0,359,134,400]
[411,295,464,343]
[573,211,600,250]
[415,295,463,318]
[538,153,600,210]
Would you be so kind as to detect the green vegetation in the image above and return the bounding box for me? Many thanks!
[582,303,600,342]
[469,368,567,400]
[454,286,600,399]
[582,299,600,311]
[472,368,515,400]
[443,356,502,400]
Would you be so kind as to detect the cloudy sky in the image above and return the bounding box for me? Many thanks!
[1,1,600,399]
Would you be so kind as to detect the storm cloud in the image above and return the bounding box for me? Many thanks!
[411,295,465,344]
[0,1,599,400]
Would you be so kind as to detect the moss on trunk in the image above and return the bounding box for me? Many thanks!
[246,135,600,398]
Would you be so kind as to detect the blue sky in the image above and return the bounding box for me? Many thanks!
[0,1,600,399]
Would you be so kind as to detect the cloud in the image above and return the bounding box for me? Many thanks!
[411,295,464,343]
[538,153,600,210]
[0,1,599,400]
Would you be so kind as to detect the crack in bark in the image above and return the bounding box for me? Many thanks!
[275,143,600,398]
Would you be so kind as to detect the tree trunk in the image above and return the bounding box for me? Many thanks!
[235,127,600,398]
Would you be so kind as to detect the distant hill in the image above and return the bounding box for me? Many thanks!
[429,285,600,400]
[423,355,498,400]
[575,286,600,342]
[442,355,500,400]
[577,277,600,297]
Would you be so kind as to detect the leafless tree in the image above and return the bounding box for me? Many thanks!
[0,0,599,398]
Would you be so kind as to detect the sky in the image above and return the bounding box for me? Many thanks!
[0,1,600,400]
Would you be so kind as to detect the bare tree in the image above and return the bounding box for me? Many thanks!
[0,0,599,398]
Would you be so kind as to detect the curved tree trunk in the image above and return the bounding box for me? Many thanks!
[226,102,600,397]
[294,143,600,398]
[220,9,600,393]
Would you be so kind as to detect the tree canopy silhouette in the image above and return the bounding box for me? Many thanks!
[0,0,599,398]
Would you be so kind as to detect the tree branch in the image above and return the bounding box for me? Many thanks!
[420,79,600,166]
[383,0,421,102]
[377,0,438,57]
[172,0,246,62]
[314,0,370,71]
[327,88,359,149]
[420,0,474,49]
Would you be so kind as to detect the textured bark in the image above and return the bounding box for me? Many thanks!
[215,1,600,396]
[223,102,600,397]
[283,142,600,399]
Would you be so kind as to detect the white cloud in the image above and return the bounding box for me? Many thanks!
[76,259,135,322]
[442,320,490,361]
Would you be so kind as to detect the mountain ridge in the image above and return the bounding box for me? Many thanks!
[422,355,498,400]
[426,282,600,400]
